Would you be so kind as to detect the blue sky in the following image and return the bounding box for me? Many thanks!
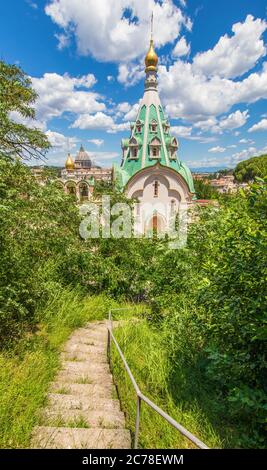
[1,0,267,170]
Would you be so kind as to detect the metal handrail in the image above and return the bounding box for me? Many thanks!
[107,308,209,450]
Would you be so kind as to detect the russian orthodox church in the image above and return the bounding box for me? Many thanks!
[60,145,112,201]
[113,29,195,234]
[60,21,195,233]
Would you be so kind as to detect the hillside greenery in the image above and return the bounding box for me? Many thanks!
[0,60,266,449]
[234,154,267,182]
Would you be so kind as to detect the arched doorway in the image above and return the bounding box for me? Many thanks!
[66,182,76,197]
[79,182,89,201]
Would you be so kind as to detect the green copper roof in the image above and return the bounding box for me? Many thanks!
[114,67,195,196]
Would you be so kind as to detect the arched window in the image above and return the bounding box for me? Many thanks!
[133,148,138,158]
[137,126,141,133]
[152,147,157,157]
[80,183,88,198]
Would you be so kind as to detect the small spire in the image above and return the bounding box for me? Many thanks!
[145,12,158,73]
[80,144,85,152]
[151,11,154,41]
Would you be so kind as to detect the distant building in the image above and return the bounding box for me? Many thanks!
[210,175,236,193]
[192,173,210,182]
[59,145,113,201]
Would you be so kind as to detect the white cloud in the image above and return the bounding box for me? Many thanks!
[219,110,249,131]
[248,118,267,132]
[193,110,249,134]
[159,60,267,122]
[26,0,38,9]
[71,112,129,134]
[231,146,257,163]
[55,33,70,50]
[88,139,104,147]
[45,0,190,62]
[31,72,103,123]
[118,61,144,86]
[123,101,141,121]
[173,36,190,57]
[193,15,267,78]
[208,146,226,153]
[9,111,47,131]
[71,112,114,130]
[187,144,267,169]
[172,125,192,137]
[46,130,78,150]
[116,102,131,114]
[88,151,120,167]
[171,125,217,142]
[239,138,255,144]
[107,75,114,82]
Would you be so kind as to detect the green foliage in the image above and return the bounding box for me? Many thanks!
[111,319,221,448]
[193,178,219,199]
[234,154,267,182]
[148,181,267,447]
[0,61,50,160]
[0,157,81,344]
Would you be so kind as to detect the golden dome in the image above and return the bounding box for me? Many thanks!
[65,153,74,171]
[145,39,158,73]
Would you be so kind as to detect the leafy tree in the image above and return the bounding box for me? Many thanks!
[149,182,267,447]
[0,61,50,160]
[234,154,267,182]
[0,157,80,343]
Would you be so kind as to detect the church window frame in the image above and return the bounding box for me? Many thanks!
[153,180,159,197]
[150,119,158,133]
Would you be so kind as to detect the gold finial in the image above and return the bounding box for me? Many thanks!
[65,153,74,171]
[145,12,158,73]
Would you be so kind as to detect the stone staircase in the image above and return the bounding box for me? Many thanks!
[31,321,131,449]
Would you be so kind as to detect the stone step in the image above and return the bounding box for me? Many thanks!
[54,370,113,385]
[31,320,130,450]
[47,394,121,412]
[61,361,110,374]
[61,351,107,363]
[63,343,106,355]
[32,426,131,449]
[71,329,107,340]
[40,408,126,429]
[50,382,115,398]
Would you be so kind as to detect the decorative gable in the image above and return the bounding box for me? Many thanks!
[166,136,179,160]
[150,119,158,133]
[149,136,161,159]
[135,119,144,134]
[129,136,142,160]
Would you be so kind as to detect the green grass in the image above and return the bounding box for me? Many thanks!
[0,288,142,449]
[111,319,223,449]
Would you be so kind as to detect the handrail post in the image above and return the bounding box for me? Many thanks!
[134,395,141,449]
[107,310,111,365]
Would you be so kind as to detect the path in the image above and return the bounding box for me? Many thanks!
[31,321,131,449]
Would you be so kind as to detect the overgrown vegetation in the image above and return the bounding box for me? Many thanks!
[193,178,219,199]
[1,60,266,449]
[0,289,142,448]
